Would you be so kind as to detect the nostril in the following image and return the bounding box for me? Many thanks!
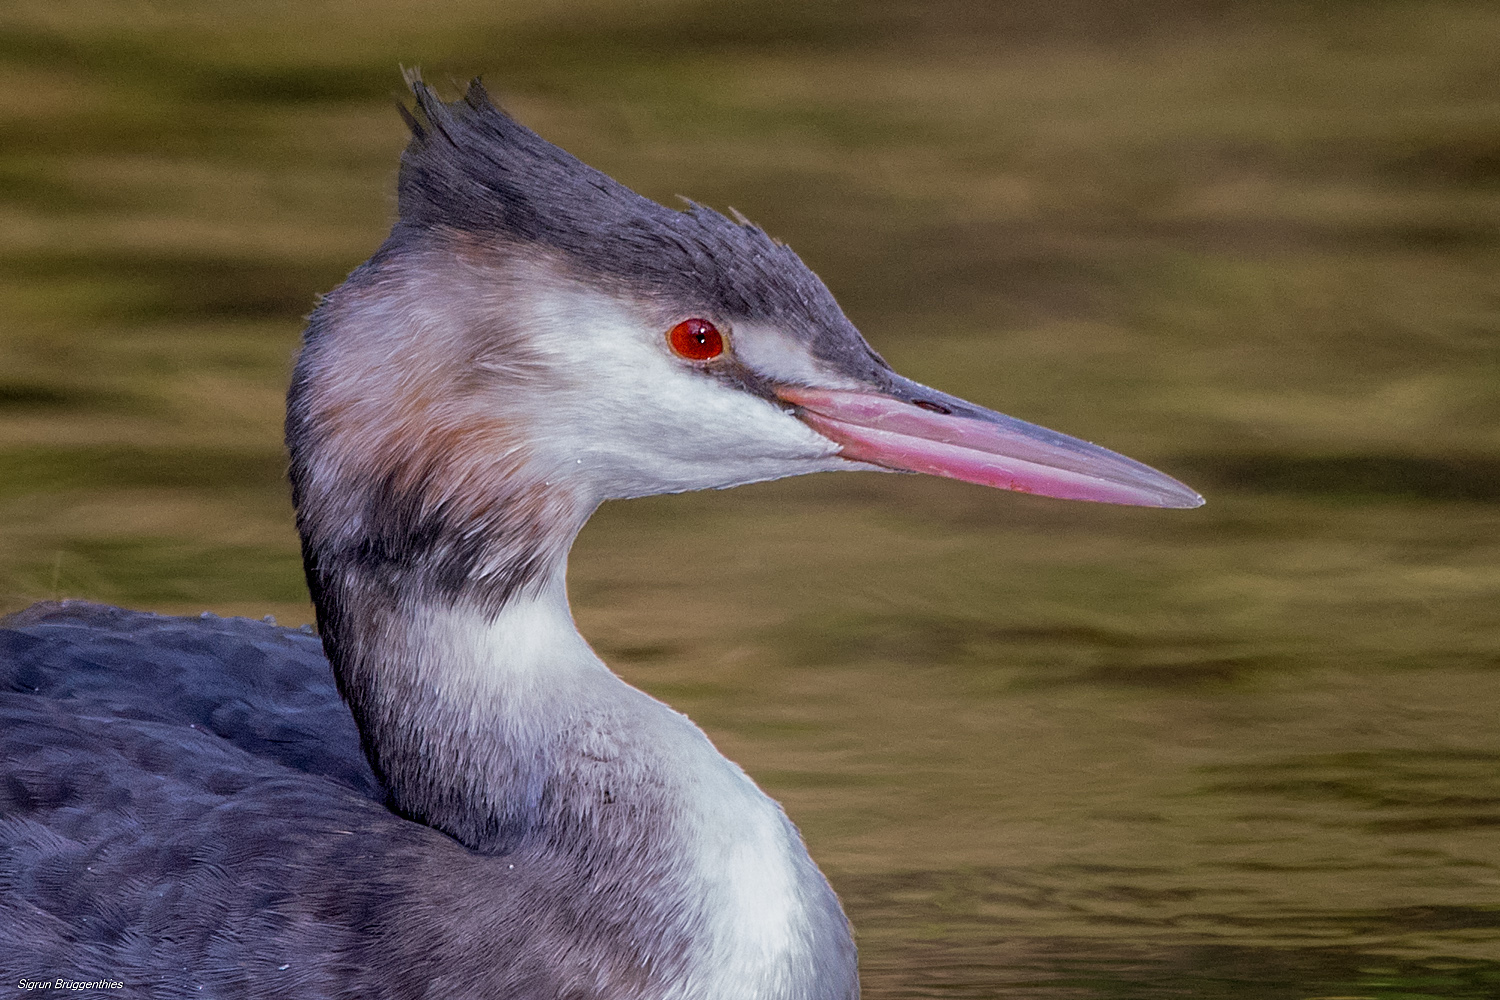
[911,400,952,414]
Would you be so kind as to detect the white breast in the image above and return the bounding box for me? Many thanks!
[672,761,813,1000]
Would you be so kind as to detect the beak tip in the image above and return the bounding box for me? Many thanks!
[1150,482,1206,510]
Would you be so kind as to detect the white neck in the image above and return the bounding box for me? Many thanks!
[324,570,856,999]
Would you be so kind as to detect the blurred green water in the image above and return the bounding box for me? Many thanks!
[3,0,1500,996]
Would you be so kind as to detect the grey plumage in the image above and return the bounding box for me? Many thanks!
[0,604,809,999]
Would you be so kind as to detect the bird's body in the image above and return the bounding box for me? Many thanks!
[1,602,845,998]
[1,77,1199,998]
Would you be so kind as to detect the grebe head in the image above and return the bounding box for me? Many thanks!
[287,75,1200,619]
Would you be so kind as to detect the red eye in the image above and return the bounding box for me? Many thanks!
[667,318,724,361]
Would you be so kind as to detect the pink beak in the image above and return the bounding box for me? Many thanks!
[779,383,1203,509]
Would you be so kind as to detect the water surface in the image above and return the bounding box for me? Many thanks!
[2,1,1498,996]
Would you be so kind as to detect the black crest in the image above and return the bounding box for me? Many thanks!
[396,73,888,379]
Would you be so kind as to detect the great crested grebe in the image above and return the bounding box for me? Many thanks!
[0,76,1201,998]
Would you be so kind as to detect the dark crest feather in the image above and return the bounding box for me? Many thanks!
[391,72,891,381]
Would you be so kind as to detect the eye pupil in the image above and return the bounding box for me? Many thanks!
[668,318,724,361]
